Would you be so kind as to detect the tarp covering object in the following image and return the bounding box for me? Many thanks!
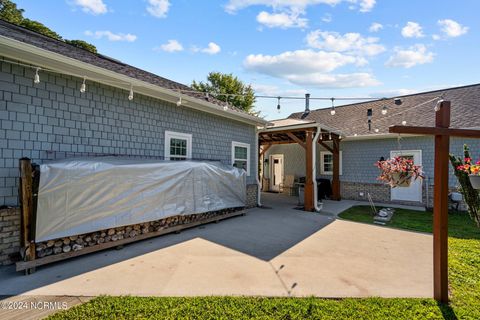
[35,158,246,242]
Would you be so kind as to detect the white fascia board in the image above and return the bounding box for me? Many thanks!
[0,36,267,126]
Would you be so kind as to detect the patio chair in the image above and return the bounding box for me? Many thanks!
[279,175,295,195]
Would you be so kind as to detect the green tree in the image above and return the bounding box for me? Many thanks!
[0,0,97,53]
[65,40,98,54]
[192,72,256,113]
[450,144,480,228]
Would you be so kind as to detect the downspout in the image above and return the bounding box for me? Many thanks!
[255,128,262,207]
[312,125,323,212]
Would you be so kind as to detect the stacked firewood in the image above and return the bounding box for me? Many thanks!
[35,207,243,258]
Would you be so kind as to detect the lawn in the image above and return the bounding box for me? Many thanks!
[48,206,479,320]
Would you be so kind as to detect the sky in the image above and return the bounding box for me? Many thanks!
[13,0,480,120]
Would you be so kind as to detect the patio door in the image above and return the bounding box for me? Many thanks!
[270,154,284,192]
[390,150,422,202]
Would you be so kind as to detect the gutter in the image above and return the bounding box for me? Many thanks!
[0,35,268,126]
[255,128,262,207]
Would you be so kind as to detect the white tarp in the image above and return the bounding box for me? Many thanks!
[35,158,246,242]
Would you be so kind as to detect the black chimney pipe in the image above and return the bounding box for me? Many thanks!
[305,93,310,114]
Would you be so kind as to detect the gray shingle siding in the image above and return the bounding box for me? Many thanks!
[0,60,257,206]
[265,136,480,188]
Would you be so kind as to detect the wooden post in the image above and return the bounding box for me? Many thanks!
[331,135,341,201]
[19,158,35,274]
[433,101,450,303]
[304,130,314,211]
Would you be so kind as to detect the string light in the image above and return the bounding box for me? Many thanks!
[176,97,182,107]
[374,128,379,133]
[276,97,281,113]
[354,133,358,137]
[381,105,388,115]
[80,76,86,93]
[330,98,336,116]
[34,67,40,84]
[223,105,228,111]
[402,120,407,126]
[128,84,134,101]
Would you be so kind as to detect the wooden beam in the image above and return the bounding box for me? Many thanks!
[389,126,480,138]
[19,158,35,274]
[433,101,450,303]
[259,144,272,156]
[17,210,245,272]
[318,141,333,153]
[260,140,297,146]
[286,132,306,149]
[304,130,314,211]
[331,137,341,201]
[260,127,318,136]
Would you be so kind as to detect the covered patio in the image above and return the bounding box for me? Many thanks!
[259,119,342,211]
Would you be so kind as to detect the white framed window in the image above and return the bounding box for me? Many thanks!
[320,151,343,175]
[231,141,250,176]
[165,131,192,160]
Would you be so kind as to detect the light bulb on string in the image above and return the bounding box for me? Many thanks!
[277,97,281,113]
[34,68,40,84]
[381,105,388,115]
[434,99,444,112]
[128,84,134,101]
[374,128,379,133]
[80,76,86,93]
[176,97,182,107]
[330,98,336,115]
[402,120,407,126]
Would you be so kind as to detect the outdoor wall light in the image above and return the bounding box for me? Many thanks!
[382,105,388,115]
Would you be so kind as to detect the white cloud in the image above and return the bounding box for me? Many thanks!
[438,19,468,38]
[321,13,332,23]
[369,88,419,97]
[252,84,307,96]
[256,10,308,28]
[224,0,375,14]
[286,72,379,88]
[306,30,385,56]
[84,30,137,42]
[358,0,375,12]
[72,0,107,15]
[385,44,434,68]
[369,22,383,32]
[193,42,222,55]
[147,0,170,18]
[156,39,183,52]
[401,22,424,38]
[244,49,379,88]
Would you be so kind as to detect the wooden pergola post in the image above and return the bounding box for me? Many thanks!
[19,157,35,274]
[332,135,341,201]
[433,102,450,303]
[304,130,314,211]
[390,100,480,303]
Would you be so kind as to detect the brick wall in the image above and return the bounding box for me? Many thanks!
[0,207,20,265]
[0,59,258,206]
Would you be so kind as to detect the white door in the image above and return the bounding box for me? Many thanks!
[390,150,423,202]
[270,154,284,192]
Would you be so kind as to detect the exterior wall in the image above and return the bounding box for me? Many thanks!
[0,59,258,206]
[0,207,20,265]
[264,136,480,207]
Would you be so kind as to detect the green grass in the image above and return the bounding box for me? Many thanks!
[48,206,480,320]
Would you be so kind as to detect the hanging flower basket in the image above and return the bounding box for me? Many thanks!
[469,175,480,190]
[456,157,480,190]
[375,156,423,188]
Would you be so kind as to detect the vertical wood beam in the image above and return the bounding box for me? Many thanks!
[331,136,341,201]
[433,101,450,303]
[304,130,314,211]
[19,157,35,274]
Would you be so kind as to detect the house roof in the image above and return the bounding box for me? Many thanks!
[288,84,480,138]
[0,19,267,125]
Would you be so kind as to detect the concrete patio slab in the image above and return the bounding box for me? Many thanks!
[0,193,433,298]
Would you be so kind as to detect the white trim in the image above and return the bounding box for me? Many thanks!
[0,35,267,126]
[231,141,250,176]
[269,154,284,191]
[320,151,343,175]
[165,131,192,160]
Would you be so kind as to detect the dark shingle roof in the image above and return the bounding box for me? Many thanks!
[288,84,480,136]
[0,19,251,116]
